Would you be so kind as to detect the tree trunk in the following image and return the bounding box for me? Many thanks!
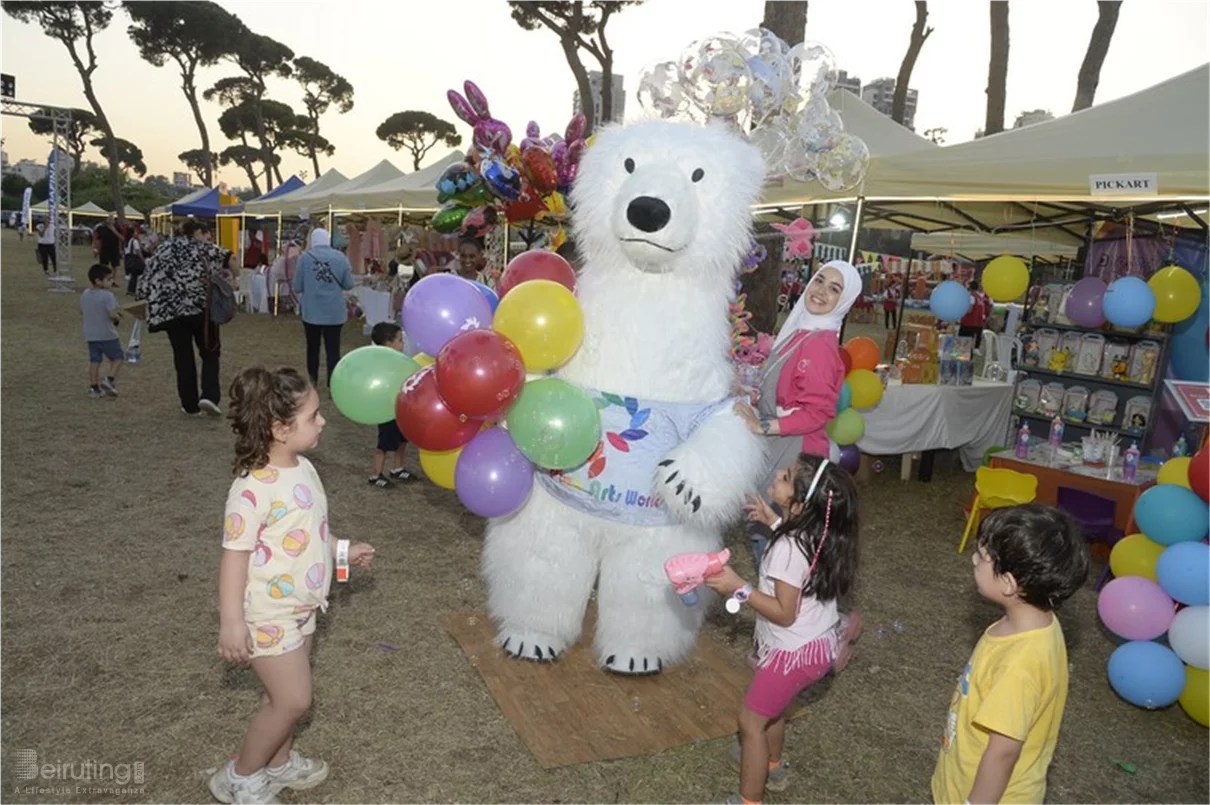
[600,49,614,124]
[985,1,1010,136]
[1072,0,1121,112]
[244,166,262,195]
[308,115,322,177]
[273,162,284,185]
[760,1,808,46]
[251,99,274,191]
[181,70,213,186]
[561,35,595,134]
[311,146,322,180]
[79,76,124,222]
[892,1,932,127]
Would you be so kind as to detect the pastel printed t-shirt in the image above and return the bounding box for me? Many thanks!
[932,616,1069,805]
[222,458,334,621]
[753,532,839,671]
[537,390,735,527]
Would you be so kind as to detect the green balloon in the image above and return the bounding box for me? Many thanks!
[330,346,420,426]
[506,378,602,470]
[431,203,470,234]
[826,408,865,446]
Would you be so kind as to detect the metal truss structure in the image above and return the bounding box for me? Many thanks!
[2,98,73,283]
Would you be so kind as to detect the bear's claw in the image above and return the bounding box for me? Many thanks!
[500,633,564,664]
[601,652,663,676]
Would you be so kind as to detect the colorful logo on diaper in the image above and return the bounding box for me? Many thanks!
[305,563,326,591]
[224,513,245,543]
[282,529,310,557]
[266,574,295,599]
[293,484,313,510]
[585,393,650,479]
[255,624,284,649]
[253,541,272,568]
[251,467,279,485]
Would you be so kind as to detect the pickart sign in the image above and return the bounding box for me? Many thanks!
[1089,172,1158,196]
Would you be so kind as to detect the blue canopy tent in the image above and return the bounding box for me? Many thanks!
[219,176,306,215]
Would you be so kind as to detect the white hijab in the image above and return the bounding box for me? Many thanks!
[309,228,330,249]
[773,259,864,350]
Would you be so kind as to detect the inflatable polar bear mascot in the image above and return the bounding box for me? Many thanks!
[483,120,769,675]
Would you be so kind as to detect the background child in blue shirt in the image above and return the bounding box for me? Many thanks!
[80,264,123,399]
[368,322,415,487]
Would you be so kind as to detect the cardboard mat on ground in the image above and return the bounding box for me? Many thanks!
[440,606,804,768]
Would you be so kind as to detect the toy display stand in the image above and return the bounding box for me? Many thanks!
[1012,285,1172,453]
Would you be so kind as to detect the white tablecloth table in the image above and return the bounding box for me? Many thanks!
[857,378,1015,472]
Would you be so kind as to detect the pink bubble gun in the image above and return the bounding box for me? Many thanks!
[664,548,731,607]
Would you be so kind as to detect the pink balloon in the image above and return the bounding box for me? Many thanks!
[447,90,477,126]
[463,80,492,118]
[1097,576,1176,640]
[1065,276,1108,328]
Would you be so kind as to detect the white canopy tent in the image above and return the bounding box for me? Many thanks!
[123,204,146,220]
[267,160,404,218]
[328,151,465,212]
[243,169,348,217]
[910,231,1080,259]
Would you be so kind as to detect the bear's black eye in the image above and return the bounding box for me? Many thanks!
[692,168,705,182]
[624,158,635,174]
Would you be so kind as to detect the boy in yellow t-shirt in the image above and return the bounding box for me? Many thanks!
[933,505,1090,805]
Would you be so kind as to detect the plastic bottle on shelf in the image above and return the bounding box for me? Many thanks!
[1173,435,1188,458]
[1123,442,1140,482]
[1015,421,1031,459]
[1048,415,1064,450]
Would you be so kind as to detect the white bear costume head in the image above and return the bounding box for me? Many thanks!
[570,121,766,288]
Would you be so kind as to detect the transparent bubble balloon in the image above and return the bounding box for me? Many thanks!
[747,122,792,178]
[789,41,837,104]
[795,106,843,155]
[814,133,870,192]
[682,35,752,117]
[746,54,793,127]
[637,61,688,118]
[783,140,820,183]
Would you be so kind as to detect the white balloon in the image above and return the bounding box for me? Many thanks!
[1168,605,1209,670]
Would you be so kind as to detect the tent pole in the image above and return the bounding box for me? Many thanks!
[838,197,865,343]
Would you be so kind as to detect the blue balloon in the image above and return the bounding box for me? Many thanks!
[1170,277,1208,382]
[929,280,972,322]
[1103,276,1156,328]
[836,381,852,414]
[1107,640,1186,708]
[1156,541,1210,605]
[472,280,499,313]
[1134,484,1210,545]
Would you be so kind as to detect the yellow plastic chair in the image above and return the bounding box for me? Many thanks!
[959,467,1039,553]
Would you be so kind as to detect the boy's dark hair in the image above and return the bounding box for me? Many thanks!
[770,453,860,602]
[977,504,1090,610]
[371,321,403,346]
[459,235,483,252]
[87,264,113,284]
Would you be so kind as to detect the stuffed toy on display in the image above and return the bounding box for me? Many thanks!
[482,120,768,674]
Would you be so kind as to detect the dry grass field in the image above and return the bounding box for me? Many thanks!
[1,229,1206,803]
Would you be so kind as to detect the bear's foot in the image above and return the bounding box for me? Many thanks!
[601,650,663,676]
[499,631,566,664]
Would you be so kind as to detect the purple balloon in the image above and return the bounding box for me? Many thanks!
[838,444,861,474]
[455,428,535,518]
[401,273,493,357]
[1097,575,1176,641]
[1065,276,1108,328]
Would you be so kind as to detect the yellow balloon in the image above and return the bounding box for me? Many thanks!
[982,255,1031,302]
[1109,533,1166,582]
[847,369,884,409]
[1149,265,1201,323]
[1179,665,1209,728]
[419,447,462,490]
[1158,456,1194,489]
[493,279,584,372]
[415,353,435,366]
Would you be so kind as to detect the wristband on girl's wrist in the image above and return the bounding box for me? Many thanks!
[725,583,752,614]
[336,539,350,583]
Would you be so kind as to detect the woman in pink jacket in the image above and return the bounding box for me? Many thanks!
[736,259,863,567]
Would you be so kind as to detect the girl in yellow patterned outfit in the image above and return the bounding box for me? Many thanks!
[210,366,375,804]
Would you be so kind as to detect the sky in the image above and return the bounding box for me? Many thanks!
[2,0,1207,192]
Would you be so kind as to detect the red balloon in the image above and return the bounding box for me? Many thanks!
[504,190,548,223]
[498,250,576,297]
[522,148,559,195]
[1190,445,1210,503]
[395,366,480,451]
[840,348,853,375]
[435,330,526,419]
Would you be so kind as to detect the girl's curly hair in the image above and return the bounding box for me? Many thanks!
[227,366,312,475]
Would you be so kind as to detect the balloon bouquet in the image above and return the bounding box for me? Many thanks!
[637,29,870,192]
[1099,444,1209,726]
[431,79,587,250]
[1065,264,1203,330]
[331,248,600,519]
[829,336,885,472]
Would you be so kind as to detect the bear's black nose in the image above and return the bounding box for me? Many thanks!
[626,196,671,233]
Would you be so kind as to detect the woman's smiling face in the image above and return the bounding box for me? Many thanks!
[806,265,845,315]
